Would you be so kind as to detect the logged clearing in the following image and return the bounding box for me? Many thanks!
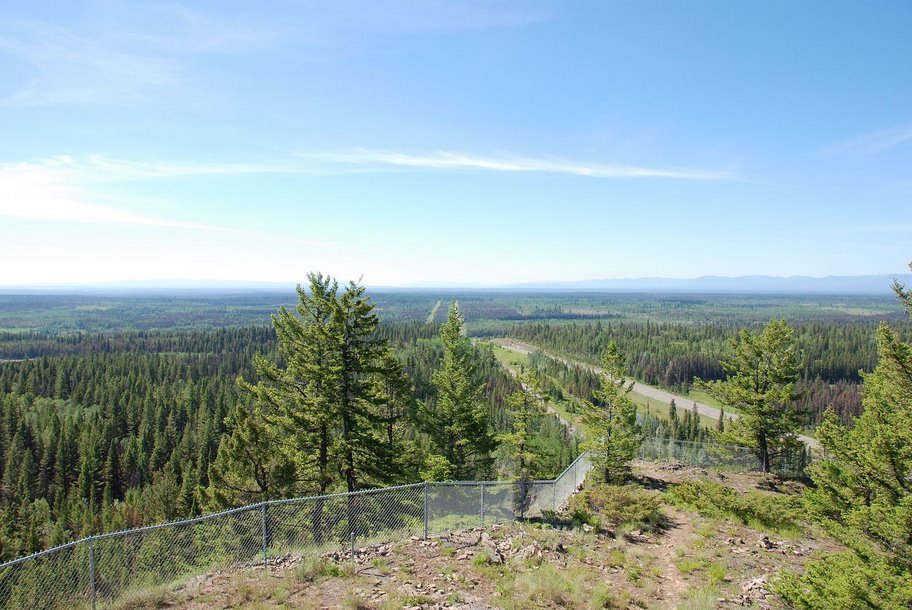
[120,462,837,610]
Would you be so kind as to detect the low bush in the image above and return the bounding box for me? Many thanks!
[567,484,668,534]
[664,481,802,536]
[774,551,912,609]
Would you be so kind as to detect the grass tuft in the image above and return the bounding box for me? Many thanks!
[295,552,352,582]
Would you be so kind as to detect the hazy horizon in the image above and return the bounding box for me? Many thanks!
[2,271,911,296]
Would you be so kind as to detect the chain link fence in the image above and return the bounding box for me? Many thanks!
[0,452,591,610]
[0,435,809,609]
[637,436,812,477]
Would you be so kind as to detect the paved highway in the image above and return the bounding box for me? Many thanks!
[493,338,818,449]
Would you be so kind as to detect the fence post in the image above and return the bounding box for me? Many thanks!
[480,482,485,529]
[261,502,268,573]
[350,532,356,569]
[423,482,429,539]
[519,481,525,521]
[88,536,97,610]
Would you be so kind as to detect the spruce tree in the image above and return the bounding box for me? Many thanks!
[251,274,341,495]
[699,319,804,472]
[581,342,641,483]
[499,373,545,516]
[204,399,296,508]
[373,349,419,481]
[498,372,545,481]
[333,280,407,491]
[426,301,496,480]
[210,273,415,510]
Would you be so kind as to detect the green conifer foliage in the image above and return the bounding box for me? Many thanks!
[777,271,912,608]
[498,372,545,481]
[333,280,410,491]
[207,273,414,508]
[426,301,496,480]
[700,319,804,472]
[581,342,641,484]
[204,400,296,508]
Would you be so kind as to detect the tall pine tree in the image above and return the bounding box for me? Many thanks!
[498,372,545,481]
[207,273,413,510]
[700,319,804,472]
[582,342,641,483]
[425,301,496,480]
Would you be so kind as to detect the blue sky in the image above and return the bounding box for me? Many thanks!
[1,1,910,286]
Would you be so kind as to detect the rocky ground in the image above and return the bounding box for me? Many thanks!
[115,462,838,610]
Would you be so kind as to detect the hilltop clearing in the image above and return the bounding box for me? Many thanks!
[119,461,837,610]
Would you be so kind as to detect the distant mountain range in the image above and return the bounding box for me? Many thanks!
[2,274,910,295]
[498,274,912,294]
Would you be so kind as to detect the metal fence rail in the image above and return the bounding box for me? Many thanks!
[0,436,804,609]
[636,436,812,477]
[0,452,592,610]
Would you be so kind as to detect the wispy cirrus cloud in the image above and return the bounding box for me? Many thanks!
[11,151,733,182]
[63,155,333,179]
[0,154,371,185]
[306,149,734,180]
[0,159,336,247]
[0,160,242,231]
[827,123,912,155]
[0,18,181,106]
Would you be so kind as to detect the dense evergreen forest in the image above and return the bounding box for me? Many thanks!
[0,315,576,561]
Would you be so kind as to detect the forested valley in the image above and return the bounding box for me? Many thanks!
[0,286,906,562]
[0,286,578,561]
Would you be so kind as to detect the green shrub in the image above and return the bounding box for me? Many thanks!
[499,562,586,609]
[108,584,173,610]
[774,551,912,609]
[590,582,618,609]
[606,549,625,567]
[665,481,802,536]
[567,484,667,533]
[707,562,727,584]
[680,584,722,610]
